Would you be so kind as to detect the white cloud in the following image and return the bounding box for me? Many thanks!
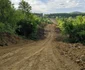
[26,0,47,13]
[10,0,84,13]
[11,0,20,8]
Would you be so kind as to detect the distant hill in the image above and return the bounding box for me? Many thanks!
[71,11,82,14]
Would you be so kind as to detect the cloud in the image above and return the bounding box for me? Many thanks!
[10,0,85,13]
[11,0,20,8]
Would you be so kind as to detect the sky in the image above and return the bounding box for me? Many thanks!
[11,0,85,13]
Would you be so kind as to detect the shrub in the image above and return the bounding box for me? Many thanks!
[57,16,85,43]
[16,19,34,38]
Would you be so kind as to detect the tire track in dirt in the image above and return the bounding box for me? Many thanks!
[0,24,81,70]
[0,24,52,70]
[21,24,80,70]
[6,24,54,70]
[0,42,37,65]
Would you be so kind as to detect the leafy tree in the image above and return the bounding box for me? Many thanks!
[0,0,13,23]
[0,0,17,34]
[19,0,31,14]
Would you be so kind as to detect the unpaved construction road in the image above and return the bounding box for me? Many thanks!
[0,23,82,70]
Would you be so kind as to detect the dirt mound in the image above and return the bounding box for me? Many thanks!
[0,32,22,46]
[55,27,85,70]
[56,42,85,70]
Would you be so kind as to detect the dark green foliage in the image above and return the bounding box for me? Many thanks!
[0,0,17,34]
[0,22,5,32]
[0,0,12,22]
[16,19,34,38]
[30,26,45,40]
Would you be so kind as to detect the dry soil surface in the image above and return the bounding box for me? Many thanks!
[0,23,84,70]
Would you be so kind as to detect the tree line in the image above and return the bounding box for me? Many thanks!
[45,13,85,18]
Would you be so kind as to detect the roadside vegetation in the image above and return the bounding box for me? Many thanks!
[57,16,85,44]
[0,0,52,46]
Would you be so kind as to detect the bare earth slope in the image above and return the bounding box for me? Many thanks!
[0,23,82,70]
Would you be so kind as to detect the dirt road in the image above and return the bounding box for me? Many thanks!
[0,23,81,70]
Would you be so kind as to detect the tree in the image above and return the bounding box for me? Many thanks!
[19,0,31,14]
[0,0,13,23]
[0,0,17,34]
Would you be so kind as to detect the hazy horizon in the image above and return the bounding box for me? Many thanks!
[11,0,85,14]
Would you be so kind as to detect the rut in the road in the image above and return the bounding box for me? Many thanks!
[0,24,81,70]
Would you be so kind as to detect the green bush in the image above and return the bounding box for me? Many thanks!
[16,19,34,38]
[0,22,5,32]
[57,16,85,43]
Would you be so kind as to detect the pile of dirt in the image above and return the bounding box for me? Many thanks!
[56,42,85,70]
[0,32,22,46]
[55,26,85,70]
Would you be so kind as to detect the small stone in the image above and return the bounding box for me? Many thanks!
[60,52,64,55]
[78,46,81,49]
[75,59,81,63]
[74,44,78,47]
[81,55,85,62]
